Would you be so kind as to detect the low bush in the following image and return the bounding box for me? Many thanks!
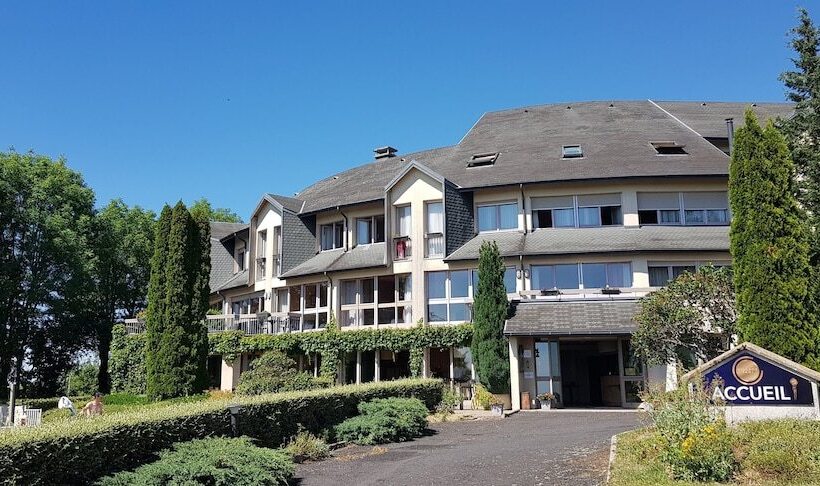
[335,397,429,445]
[97,437,293,485]
[0,378,441,484]
[235,350,328,396]
[671,422,735,482]
[65,363,99,396]
[474,383,493,410]
[285,429,330,463]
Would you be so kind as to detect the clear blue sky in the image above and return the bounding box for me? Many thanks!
[0,1,812,218]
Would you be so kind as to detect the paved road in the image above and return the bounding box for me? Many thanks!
[294,411,641,486]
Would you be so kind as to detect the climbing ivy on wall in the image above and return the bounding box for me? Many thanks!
[110,322,473,388]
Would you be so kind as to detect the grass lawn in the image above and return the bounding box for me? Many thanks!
[41,392,220,423]
[610,422,820,486]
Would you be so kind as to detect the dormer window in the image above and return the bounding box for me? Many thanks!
[467,152,498,168]
[320,221,344,251]
[651,141,687,155]
[561,145,583,158]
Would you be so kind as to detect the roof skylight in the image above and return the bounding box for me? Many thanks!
[561,145,583,158]
[651,142,688,155]
[467,152,499,168]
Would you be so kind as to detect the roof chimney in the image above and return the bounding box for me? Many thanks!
[725,118,734,156]
[374,146,397,160]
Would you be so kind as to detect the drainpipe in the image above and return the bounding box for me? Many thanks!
[520,184,527,234]
[725,118,734,156]
[324,271,334,329]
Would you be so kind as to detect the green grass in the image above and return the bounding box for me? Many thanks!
[41,392,210,423]
[610,423,820,486]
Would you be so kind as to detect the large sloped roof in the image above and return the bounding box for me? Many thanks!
[209,222,249,292]
[444,225,730,261]
[280,242,387,279]
[504,299,639,336]
[289,100,793,215]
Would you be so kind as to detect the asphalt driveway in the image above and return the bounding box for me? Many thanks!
[294,411,641,486]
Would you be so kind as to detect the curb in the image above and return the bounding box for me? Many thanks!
[606,433,618,485]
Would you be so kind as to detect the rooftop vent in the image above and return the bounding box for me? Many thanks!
[651,141,688,155]
[561,145,583,158]
[374,146,397,160]
[467,152,499,168]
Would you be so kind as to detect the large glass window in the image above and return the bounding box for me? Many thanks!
[581,262,631,288]
[530,264,579,290]
[532,194,621,229]
[477,202,518,232]
[320,221,344,250]
[648,263,706,286]
[638,191,729,226]
[288,283,329,330]
[340,275,412,327]
[426,270,473,323]
[473,267,517,294]
[356,215,385,246]
[395,206,411,237]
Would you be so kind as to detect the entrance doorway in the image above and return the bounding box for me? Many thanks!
[559,340,621,407]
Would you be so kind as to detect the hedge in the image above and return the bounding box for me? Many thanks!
[109,322,472,392]
[0,378,442,485]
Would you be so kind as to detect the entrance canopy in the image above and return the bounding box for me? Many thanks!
[503,299,639,337]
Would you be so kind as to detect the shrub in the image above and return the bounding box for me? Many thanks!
[671,422,735,482]
[436,387,461,415]
[285,429,330,463]
[0,378,441,484]
[335,397,429,445]
[65,363,100,396]
[235,350,326,396]
[474,384,493,410]
[735,419,820,481]
[97,437,293,485]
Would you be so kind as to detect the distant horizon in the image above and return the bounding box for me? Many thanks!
[0,1,806,217]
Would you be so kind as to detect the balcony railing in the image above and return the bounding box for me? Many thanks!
[123,313,300,336]
[425,232,444,258]
[256,257,266,281]
[393,236,411,260]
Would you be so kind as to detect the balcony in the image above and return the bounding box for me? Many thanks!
[425,232,444,258]
[123,313,301,336]
[517,287,658,302]
[255,257,266,281]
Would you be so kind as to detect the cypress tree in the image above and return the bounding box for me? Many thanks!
[471,241,510,394]
[145,205,171,398]
[729,110,817,367]
[146,202,209,399]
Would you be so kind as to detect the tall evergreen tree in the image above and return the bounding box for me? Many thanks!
[780,8,820,262]
[729,110,817,367]
[470,241,510,394]
[145,202,209,399]
[145,206,172,398]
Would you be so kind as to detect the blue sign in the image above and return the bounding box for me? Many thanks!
[704,352,814,406]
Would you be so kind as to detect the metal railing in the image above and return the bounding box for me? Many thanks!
[393,236,412,260]
[425,233,444,258]
[123,314,300,335]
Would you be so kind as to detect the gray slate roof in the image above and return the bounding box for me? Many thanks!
[280,242,387,278]
[654,101,793,138]
[291,100,793,214]
[504,299,639,336]
[209,222,250,292]
[445,225,730,261]
[267,193,305,213]
[214,269,249,292]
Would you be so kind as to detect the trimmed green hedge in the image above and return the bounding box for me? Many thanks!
[335,397,429,445]
[0,378,442,485]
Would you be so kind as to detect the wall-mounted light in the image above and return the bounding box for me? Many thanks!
[516,268,529,279]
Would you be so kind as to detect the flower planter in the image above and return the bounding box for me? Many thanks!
[490,403,504,416]
[540,402,552,410]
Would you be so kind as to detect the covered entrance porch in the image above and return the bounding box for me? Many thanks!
[505,299,649,410]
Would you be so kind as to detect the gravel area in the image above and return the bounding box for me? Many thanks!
[294,411,641,486]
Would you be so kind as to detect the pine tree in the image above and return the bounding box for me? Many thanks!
[145,205,171,398]
[471,241,510,394]
[729,110,817,367]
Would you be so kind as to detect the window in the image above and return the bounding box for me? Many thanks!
[256,230,267,280]
[648,262,729,286]
[425,201,444,258]
[237,249,246,271]
[426,270,472,323]
[289,282,330,330]
[356,215,385,246]
[682,192,730,225]
[651,141,687,155]
[394,205,412,260]
[581,263,632,288]
[562,145,583,158]
[531,264,579,290]
[340,275,412,327]
[639,192,730,226]
[472,267,517,294]
[320,221,344,250]
[477,202,518,232]
[230,295,263,315]
[531,194,622,229]
[467,152,498,167]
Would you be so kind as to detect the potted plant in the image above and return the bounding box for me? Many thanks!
[536,392,555,410]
